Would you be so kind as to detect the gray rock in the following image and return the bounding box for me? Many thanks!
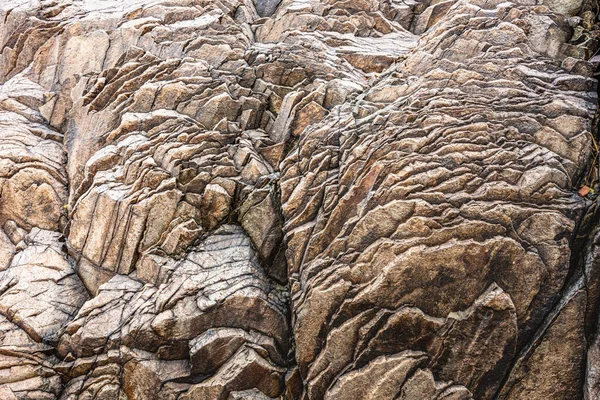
[255,0,282,17]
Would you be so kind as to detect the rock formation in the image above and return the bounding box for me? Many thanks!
[0,0,599,398]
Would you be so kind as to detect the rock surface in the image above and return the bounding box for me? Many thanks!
[0,0,599,399]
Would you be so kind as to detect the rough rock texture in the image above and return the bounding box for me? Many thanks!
[0,0,600,399]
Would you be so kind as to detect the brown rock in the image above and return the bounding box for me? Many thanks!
[0,0,598,398]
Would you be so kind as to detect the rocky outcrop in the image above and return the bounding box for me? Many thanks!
[0,0,599,399]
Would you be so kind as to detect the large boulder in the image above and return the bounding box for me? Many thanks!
[0,0,598,398]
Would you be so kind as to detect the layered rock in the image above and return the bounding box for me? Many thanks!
[57,225,288,399]
[280,0,598,397]
[0,0,598,399]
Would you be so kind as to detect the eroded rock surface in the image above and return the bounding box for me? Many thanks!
[0,0,599,399]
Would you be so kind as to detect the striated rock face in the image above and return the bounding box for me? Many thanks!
[0,0,599,399]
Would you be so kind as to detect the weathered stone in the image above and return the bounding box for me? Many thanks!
[543,0,583,16]
[183,346,285,400]
[0,229,88,344]
[255,0,282,17]
[0,0,598,398]
[498,281,587,400]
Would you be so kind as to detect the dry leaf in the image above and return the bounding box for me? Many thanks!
[579,186,591,196]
